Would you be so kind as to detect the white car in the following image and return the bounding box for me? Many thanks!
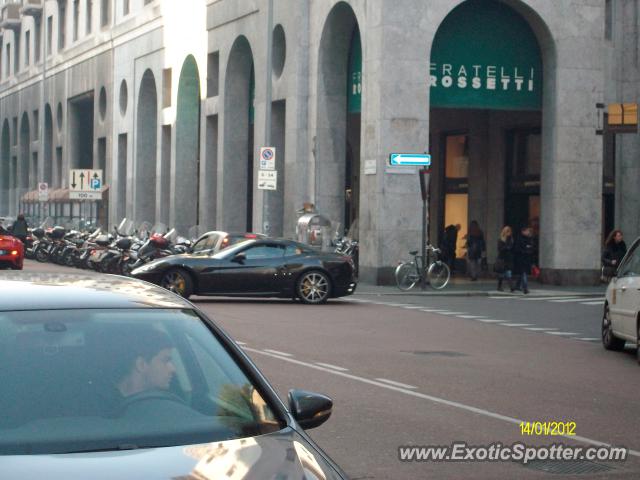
[603,237,640,363]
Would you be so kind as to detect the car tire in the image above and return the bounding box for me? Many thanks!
[160,268,194,299]
[296,270,331,305]
[602,304,626,351]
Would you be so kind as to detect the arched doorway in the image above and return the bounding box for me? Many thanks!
[135,69,158,223]
[429,0,544,269]
[19,113,31,210]
[174,55,201,233]
[316,2,362,237]
[1,121,10,215]
[223,36,254,231]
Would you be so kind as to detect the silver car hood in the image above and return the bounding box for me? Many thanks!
[0,429,345,480]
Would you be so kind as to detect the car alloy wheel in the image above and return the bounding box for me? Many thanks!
[161,268,193,299]
[298,271,330,304]
[602,305,625,351]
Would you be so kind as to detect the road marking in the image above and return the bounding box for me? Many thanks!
[420,309,452,313]
[385,303,414,307]
[520,296,579,301]
[501,323,533,327]
[402,306,426,309]
[375,378,417,389]
[549,298,587,303]
[577,338,600,342]
[315,362,349,372]
[263,349,293,357]
[235,341,247,346]
[244,347,640,458]
[524,327,558,331]
[545,331,580,336]
[436,311,468,316]
[458,315,487,319]
[488,296,513,299]
[475,319,505,323]
[581,301,605,306]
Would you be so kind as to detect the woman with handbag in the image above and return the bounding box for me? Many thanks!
[496,226,515,291]
[601,230,627,280]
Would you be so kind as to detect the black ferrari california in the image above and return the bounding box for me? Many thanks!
[131,238,357,303]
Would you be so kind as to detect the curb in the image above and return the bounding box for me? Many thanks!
[353,290,605,298]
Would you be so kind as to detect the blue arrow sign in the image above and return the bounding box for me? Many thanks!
[389,153,431,166]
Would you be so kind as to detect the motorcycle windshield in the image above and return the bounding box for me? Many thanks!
[117,218,135,236]
[163,228,177,243]
[137,221,152,239]
[151,223,167,235]
[40,217,54,229]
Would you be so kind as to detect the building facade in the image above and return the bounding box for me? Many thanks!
[0,0,637,285]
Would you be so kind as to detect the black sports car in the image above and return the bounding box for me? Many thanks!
[131,238,357,303]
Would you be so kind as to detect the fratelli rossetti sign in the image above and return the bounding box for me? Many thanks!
[430,0,542,111]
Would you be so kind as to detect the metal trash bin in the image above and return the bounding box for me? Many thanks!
[296,213,333,251]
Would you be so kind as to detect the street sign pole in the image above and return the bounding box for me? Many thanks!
[419,168,431,290]
[262,0,274,234]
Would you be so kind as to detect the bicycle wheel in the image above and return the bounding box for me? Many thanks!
[395,262,419,291]
[427,261,450,290]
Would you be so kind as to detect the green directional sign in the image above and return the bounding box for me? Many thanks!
[430,0,542,111]
[347,30,362,114]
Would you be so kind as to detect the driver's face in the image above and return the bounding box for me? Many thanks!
[144,348,176,390]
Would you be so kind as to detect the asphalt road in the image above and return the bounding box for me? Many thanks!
[17,260,640,479]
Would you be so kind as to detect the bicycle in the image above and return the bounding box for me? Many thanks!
[395,245,451,291]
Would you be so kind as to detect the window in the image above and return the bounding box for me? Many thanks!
[207,52,219,98]
[618,243,640,277]
[73,0,79,41]
[123,0,130,16]
[101,0,110,27]
[243,245,285,260]
[86,0,92,34]
[33,110,39,140]
[192,234,221,254]
[605,0,613,41]
[6,44,11,77]
[0,309,283,455]
[59,2,67,51]
[24,31,30,66]
[14,34,20,73]
[35,18,42,62]
[162,68,172,107]
[47,16,53,56]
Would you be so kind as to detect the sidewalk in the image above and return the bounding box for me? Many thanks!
[355,277,607,297]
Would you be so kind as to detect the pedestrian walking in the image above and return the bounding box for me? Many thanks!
[11,214,29,245]
[495,226,514,291]
[601,229,627,279]
[441,223,461,274]
[465,220,486,281]
[513,226,536,294]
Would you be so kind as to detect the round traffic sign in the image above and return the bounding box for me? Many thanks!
[261,148,274,161]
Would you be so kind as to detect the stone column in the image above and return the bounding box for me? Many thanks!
[357,1,431,284]
[539,15,605,285]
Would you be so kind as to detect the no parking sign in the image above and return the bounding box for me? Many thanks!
[259,147,276,170]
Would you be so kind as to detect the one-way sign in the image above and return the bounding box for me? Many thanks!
[389,153,431,167]
[69,169,103,192]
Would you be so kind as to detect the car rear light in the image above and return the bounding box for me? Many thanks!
[10,250,18,256]
[244,234,258,239]
[221,238,229,247]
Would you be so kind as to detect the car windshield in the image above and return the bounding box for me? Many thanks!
[0,308,284,455]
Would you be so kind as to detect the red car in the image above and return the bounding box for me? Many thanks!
[0,234,24,270]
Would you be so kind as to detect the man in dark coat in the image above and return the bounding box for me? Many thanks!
[11,214,29,244]
[441,224,460,273]
[513,226,535,294]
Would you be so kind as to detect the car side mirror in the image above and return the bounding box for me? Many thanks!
[288,389,333,430]
[232,252,246,263]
